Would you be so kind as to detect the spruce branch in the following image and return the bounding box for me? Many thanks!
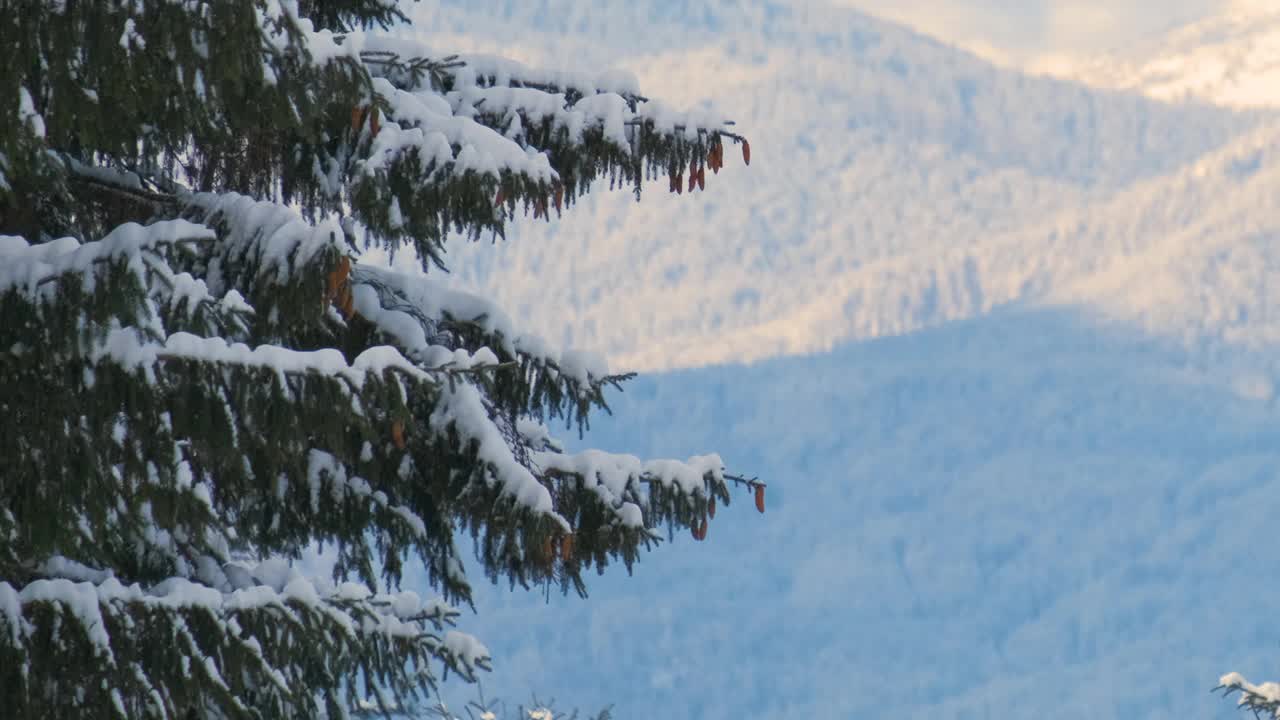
[1216,675,1280,719]
[67,170,178,212]
[623,120,745,144]
[725,473,767,491]
[361,50,465,91]
[32,235,215,288]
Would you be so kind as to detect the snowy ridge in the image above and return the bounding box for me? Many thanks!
[1061,1,1280,108]
[629,119,1280,369]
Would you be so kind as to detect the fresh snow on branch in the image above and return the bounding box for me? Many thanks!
[533,447,725,528]
[98,329,495,383]
[357,33,733,177]
[431,383,563,524]
[0,562,483,669]
[184,191,344,287]
[365,77,558,182]
[1219,672,1280,717]
[17,86,46,139]
[0,221,214,295]
[307,449,430,538]
[358,36,642,97]
[352,263,608,384]
[256,0,362,74]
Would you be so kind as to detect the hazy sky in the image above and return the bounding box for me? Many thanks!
[843,0,1218,65]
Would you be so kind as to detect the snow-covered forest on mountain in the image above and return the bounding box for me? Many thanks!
[399,1,1280,718]
[423,0,1279,373]
[1064,0,1280,108]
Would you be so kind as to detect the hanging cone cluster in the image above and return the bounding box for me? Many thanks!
[668,136,748,195]
[326,255,355,318]
[690,514,709,541]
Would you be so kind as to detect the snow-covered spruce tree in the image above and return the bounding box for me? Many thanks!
[0,2,758,717]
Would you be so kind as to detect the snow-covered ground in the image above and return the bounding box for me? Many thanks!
[395,0,1280,717]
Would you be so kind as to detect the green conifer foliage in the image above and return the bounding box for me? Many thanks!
[0,1,757,717]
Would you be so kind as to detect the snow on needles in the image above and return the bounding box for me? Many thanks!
[355,34,730,179]
[307,449,430,538]
[0,221,215,297]
[357,35,641,97]
[353,263,609,384]
[0,568,482,669]
[17,86,45,138]
[96,330,498,395]
[365,77,557,182]
[257,0,360,76]
[533,448,725,528]
[3,213,612,531]
[350,281,501,370]
[444,630,492,672]
[1219,673,1280,709]
[185,191,342,288]
[443,59,731,150]
[430,383,563,524]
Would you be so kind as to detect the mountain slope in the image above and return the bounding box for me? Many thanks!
[1065,0,1280,108]
[407,0,1262,372]
[440,308,1279,720]
[695,120,1280,370]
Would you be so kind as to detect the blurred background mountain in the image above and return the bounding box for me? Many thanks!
[395,2,1280,717]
